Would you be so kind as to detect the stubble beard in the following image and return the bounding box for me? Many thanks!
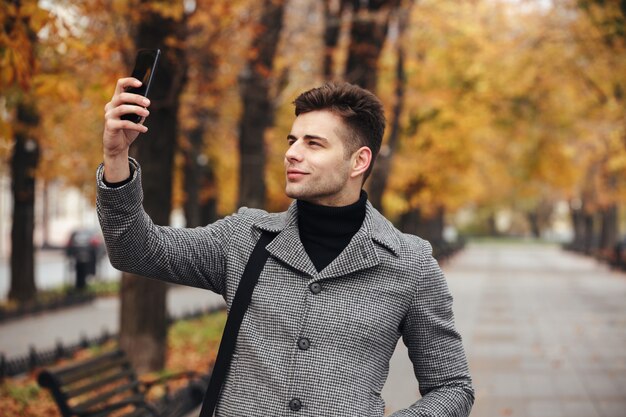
[285,171,350,204]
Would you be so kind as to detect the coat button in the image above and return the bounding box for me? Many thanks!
[309,282,322,294]
[289,398,302,411]
[298,337,310,350]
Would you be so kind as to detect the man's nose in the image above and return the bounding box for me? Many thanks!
[285,140,303,162]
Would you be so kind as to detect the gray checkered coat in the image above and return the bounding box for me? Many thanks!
[96,159,474,417]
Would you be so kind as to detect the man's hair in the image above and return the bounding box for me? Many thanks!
[293,82,386,182]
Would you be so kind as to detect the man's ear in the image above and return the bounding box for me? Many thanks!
[350,146,372,179]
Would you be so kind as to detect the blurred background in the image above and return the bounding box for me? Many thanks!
[1,0,625,416]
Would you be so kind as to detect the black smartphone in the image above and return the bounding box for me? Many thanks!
[121,48,161,123]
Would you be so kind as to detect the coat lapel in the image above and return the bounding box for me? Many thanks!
[317,202,401,280]
[253,202,318,276]
[316,228,379,280]
[252,199,401,279]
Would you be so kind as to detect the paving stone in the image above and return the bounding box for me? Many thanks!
[596,400,626,417]
[560,401,601,417]
[583,372,625,399]
[552,371,589,399]
[471,397,527,417]
[483,372,525,397]
[528,400,565,417]
[522,373,558,398]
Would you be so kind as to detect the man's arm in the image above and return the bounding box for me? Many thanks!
[96,158,244,295]
[391,240,474,417]
[97,77,241,295]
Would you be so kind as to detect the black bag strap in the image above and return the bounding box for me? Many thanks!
[199,231,276,417]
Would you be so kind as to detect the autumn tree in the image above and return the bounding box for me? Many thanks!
[572,0,626,251]
[344,0,398,92]
[9,99,39,304]
[180,2,223,227]
[383,1,492,239]
[367,1,412,211]
[2,0,135,303]
[238,0,286,209]
[1,1,51,304]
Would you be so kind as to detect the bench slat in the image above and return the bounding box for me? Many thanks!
[73,380,142,413]
[63,368,136,399]
[59,356,132,386]
[83,394,154,417]
[53,350,125,379]
[120,404,160,417]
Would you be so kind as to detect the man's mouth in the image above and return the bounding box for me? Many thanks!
[287,169,308,180]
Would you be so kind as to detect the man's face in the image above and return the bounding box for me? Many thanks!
[284,110,355,206]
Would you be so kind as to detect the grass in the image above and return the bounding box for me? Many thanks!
[165,310,227,372]
[0,279,120,312]
[465,235,561,245]
[0,309,227,417]
[44,279,121,297]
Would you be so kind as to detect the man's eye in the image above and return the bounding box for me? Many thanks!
[309,141,319,147]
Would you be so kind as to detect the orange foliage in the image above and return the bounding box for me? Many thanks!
[1,0,625,227]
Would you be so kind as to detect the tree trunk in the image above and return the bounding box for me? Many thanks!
[421,208,445,243]
[182,130,204,228]
[41,179,50,248]
[368,4,410,210]
[200,185,218,226]
[344,0,397,92]
[400,206,445,242]
[420,211,442,242]
[527,211,541,238]
[183,126,218,227]
[182,5,220,228]
[570,206,585,250]
[599,204,618,251]
[9,100,40,304]
[487,213,498,236]
[527,200,554,239]
[323,0,346,79]
[237,0,285,209]
[120,2,188,373]
[399,206,420,235]
[583,211,596,254]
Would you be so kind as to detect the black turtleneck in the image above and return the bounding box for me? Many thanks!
[297,190,368,272]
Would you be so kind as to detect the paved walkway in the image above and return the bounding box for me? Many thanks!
[439,242,626,417]
[3,242,625,417]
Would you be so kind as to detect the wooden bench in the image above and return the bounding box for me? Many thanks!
[37,349,207,417]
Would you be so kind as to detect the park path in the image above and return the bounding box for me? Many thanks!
[379,242,626,417]
[0,285,225,358]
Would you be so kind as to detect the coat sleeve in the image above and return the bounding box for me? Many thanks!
[96,158,246,296]
[390,240,474,417]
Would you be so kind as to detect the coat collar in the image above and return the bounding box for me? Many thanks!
[252,199,401,278]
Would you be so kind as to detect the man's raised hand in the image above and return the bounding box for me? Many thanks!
[102,77,150,183]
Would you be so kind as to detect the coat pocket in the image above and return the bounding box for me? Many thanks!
[215,353,242,415]
[368,389,385,416]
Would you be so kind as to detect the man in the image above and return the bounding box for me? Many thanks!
[98,79,474,416]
